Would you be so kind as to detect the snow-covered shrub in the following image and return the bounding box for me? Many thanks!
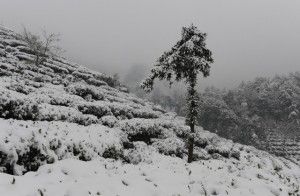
[105,94,128,104]
[101,115,118,127]
[102,146,124,160]
[123,142,156,164]
[64,74,76,83]
[0,90,39,120]
[0,62,16,72]
[205,137,240,160]
[0,49,5,56]
[193,147,211,160]
[90,72,120,88]
[3,38,26,47]
[0,67,13,76]
[206,144,230,158]
[37,104,77,121]
[132,107,160,119]
[16,139,54,173]
[35,103,97,125]
[152,104,166,113]
[108,102,134,119]
[15,52,35,62]
[67,83,104,101]
[193,128,214,148]
[33,75,46,83]
[5,45,17,53]
[0,133,55,175]
[86,78,107,87]
[0,119,126,174]
[99,75,120,88]
[37,65,54,74]
[103,98,159,121]
[230,148,241,160]
[24,78,45,88]
[78,102,112,118]
[47,59,77,73]
[13,101,39,120]
[118,86,129,93]
[48,93,83,107]
[6,83,34,95]
[118,119,168,144]
[49,97,72,107]
[171,123,190,138]
[43,62,69,74]
[152,137,185,158]
[80,96,156,120]
[72,70,92,80]
[74,114,98,126]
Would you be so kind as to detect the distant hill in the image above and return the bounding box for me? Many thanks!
[197,73,300,164]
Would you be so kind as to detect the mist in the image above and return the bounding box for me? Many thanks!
[1,0,300,89]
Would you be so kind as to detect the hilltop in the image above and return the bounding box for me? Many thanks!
[0,26,299,196]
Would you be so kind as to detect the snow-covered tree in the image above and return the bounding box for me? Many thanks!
[141,24,214,162]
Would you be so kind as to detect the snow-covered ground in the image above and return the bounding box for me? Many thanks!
[0,25,300,195]
[0,155,299,196]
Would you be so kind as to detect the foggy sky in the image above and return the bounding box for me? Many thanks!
[1,0,300,89]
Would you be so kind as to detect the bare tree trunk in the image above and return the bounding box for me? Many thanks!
[187,75,197,163]
[187,123,195,163]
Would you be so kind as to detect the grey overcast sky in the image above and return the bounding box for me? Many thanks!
[1,0,300,88]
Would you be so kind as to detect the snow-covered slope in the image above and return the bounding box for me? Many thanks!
[0,25,299,196]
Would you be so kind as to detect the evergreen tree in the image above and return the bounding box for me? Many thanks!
[141,24,214,162]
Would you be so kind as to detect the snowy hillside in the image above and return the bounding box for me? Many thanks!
[0,25,300,196]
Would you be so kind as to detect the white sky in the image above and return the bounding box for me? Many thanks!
[1,0,300,88]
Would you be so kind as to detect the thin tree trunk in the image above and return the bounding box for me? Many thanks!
[187,123,195,163]
[187,75,197,163]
